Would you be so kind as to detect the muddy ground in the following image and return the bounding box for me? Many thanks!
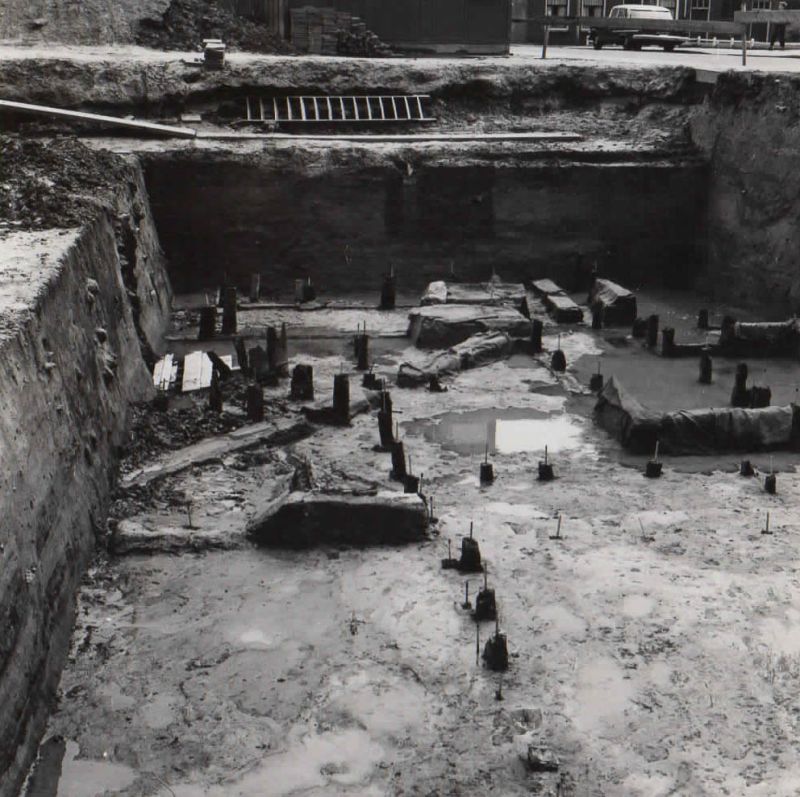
[24,288,800,797]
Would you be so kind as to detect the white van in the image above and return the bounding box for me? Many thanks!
[591,5,687,51]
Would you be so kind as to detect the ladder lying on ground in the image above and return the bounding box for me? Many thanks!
[239,95,436,126]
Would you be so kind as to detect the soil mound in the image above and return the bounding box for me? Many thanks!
[135,0,295,53]
[0,136,127,230]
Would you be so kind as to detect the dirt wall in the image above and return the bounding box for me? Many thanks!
[0,162,170,797]
[691,72,800,314]
[144,149,707,295]
[0,57,696,117]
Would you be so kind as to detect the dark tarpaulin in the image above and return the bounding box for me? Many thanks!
[719,319,800,357]
[659,405,798,455]
[594,377,661,454]
[595,377,800,454]
[589,278,637,326]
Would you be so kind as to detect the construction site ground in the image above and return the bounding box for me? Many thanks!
[29,288,800,797]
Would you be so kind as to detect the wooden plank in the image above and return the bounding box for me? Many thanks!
[531,278,565,297]
[181,352,234,392]
[153,353,175,390]
[200,131,585,142]
[182,351,207,392]
[0,99,197,138]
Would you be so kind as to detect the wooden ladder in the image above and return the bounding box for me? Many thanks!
[241,95,435,125]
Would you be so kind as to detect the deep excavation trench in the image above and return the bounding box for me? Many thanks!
[5,58,800,797]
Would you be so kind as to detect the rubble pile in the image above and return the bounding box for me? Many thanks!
[0,136,129,230]
[120,390,252,475]
[136,0,295,53]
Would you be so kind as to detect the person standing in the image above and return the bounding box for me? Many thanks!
[770,1,789,50]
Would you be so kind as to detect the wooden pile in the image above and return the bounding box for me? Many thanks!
[290,6,390,56]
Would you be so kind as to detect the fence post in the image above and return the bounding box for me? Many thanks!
[741,22,747,64]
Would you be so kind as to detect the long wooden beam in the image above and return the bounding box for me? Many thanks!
[0,99,197,138]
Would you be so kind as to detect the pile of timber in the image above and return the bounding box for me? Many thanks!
[290,7,390,56]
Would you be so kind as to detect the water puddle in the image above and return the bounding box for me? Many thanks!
[25,739,137,797]
[407,408,585,457]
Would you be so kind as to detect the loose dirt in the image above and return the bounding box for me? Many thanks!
[0,136,129,230]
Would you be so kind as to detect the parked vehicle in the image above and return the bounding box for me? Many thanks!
[590,4,687,51]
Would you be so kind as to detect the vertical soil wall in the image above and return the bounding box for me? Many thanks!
[691,72,800,315]
[0,162,170,797]
[145,151,708,296]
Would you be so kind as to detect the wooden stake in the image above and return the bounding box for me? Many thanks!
[476,624,480,665]
[469,521,474,539]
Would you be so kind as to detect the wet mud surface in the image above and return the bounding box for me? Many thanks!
[27,289,800,797]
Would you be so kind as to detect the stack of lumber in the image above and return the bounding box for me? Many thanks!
[290,6,391,56]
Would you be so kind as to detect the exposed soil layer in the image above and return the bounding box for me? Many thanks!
[0,142,170,797]
[143,146,707,295]
[0,56,698,117]
[691,71,800,313]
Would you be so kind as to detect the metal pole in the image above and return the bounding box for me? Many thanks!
[542,23,550,57]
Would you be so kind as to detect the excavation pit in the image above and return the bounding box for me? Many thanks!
[8,47,800,797]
